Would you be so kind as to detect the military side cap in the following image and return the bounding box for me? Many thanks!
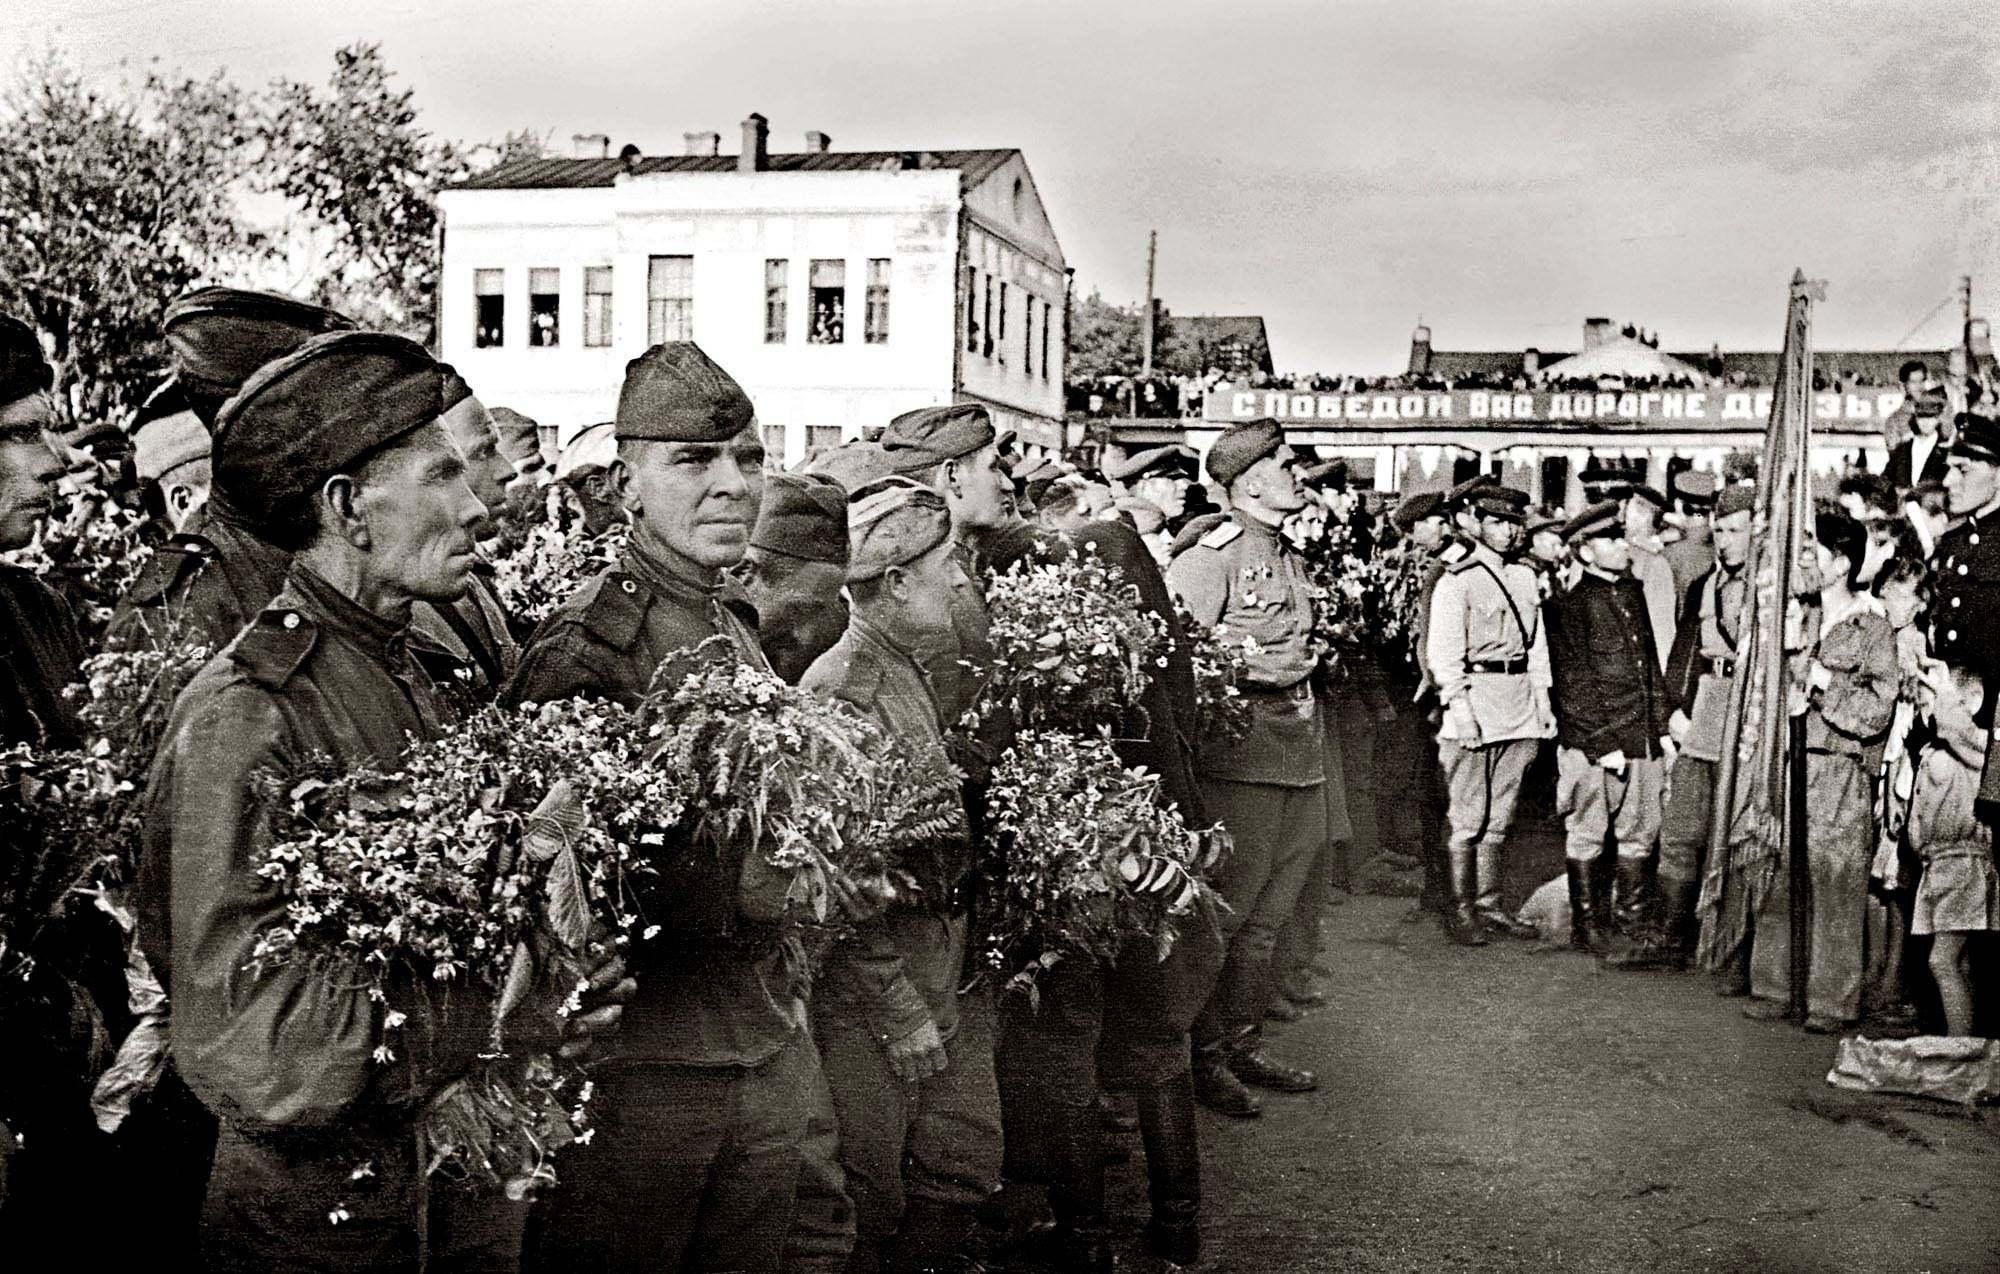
[1469,485,1530,521]
[1670,470,1716,507]
[1624,484,1668,510]
[1714,484,1756,518]
[846,475,952,582]
[1561,500,1624,543]
[162,287,355,426]
[214,331,445,529]
[1108,444,1197,484]
[1389,491,1445,532]
[489,407,545,470]
[1205,418,1286,487]
[805,440,894,493]
[615,342,755,442]
[555,421,616,480]
[135,409,210,482]
[439,365,475,414]
[1951,412,2000,465]
[880,403,995,472]
[753,471,849,565]
[0,315,51,408]
[1298,456,1349,492]
[1444,472,1498,510]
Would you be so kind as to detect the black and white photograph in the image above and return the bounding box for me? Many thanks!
[0,1,1997,1270]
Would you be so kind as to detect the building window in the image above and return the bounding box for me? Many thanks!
[474,269,505,348]
[864,259,890,345]
[764,259,788,344]
[583,266,613,347]
[980,274,993,358]
[807,425,844,453]
[647,255,694,344]
[965,267,979,354]
[528,268,560,347]
[996,281,1008,366]
[1041,301,1052,379]
[1023,299,1034,377]
[809,260,846,344]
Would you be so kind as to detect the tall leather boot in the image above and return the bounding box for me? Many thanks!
[1446,839,1487,946]
[1655,872,1700,971]
[1565,858,1604,954]
[1135,1071,1203,1269]
[1033,1101,1113,1273]
[1605,858,1663,968]
[1228,1021,1317,1093]
[1191,1034,1260,1118]
[884,1197,986,1274]
[1475,834,1537,939]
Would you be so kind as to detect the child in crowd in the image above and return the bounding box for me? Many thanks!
[1864,554,1930,1030]
[1908,662,1998,1036]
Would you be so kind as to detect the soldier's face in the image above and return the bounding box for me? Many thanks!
[1243,447,1307,516]
[1476,514,1518,554]
[1136,474,1189,520]
[618,425,767,570]
[1945,455,2000,517]
[0,430,61,552]
[1714,510,1752,569]
[351,423,487,604]
[892,536,968,637]
[1582,534,1629,574]
[736,550,849,684]
[945,443,1011,532]
[1411,515,1446,552]
[440,396,514,521]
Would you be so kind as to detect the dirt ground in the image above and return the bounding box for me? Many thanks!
[1102,882,2000,1272]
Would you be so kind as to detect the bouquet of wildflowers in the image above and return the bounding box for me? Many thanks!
[642,639,965,923]
[967,542,1168,737]
[1173,609,1253,747]
[2,470,155,642]
[490,520,630,626]
[248,696,673,1194]
[979,729,1220,1002]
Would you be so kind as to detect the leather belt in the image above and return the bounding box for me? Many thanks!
[1241,679,1314,703]
[1465,658,1528,675]
[1703,656,1736,677]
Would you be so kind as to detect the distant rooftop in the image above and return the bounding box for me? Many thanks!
[454,149,1022,193]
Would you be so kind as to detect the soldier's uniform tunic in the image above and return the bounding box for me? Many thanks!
[1547,569,1669,865]
[1425,541,1554,922]
[139,569,512,1272]
[106,500,289,653]
[1167,514,1326,1053]
[504,545,846,1273]
[801,617,1002,1267]
[1932,505,2000,805]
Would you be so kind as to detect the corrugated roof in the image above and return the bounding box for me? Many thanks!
[454,149,1020,192]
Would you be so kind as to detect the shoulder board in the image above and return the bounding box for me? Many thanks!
[121,536,215,606]
[570,570,650,651]
[228,606,319,690]
[1197,521,1244,550]
[1440,541,1470,564]
[1446,554,1481,574]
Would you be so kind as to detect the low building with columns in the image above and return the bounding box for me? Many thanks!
[438,114,1068,466]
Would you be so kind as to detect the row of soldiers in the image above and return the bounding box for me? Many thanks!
[0,289,1369,1274]
[1376,440,1998,1038]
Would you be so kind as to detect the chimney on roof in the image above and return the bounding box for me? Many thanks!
[805,130,832,154]
[684,131,721,158]
[619,143,643,175]
[739,113,769,173]
[571,132,611,158]
[1582,317,1614,350]
[1406,322,1433,377]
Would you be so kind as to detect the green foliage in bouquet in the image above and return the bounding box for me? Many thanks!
[1173,609,1253,747]
[490,518,630,626]
[968,543,1168,737]
[642,639,967,924]
[248,696,672,1193]
[980,729,1218,1003]
[1,472,154,642]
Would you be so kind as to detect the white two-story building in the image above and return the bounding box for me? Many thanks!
[437,115,1069,465]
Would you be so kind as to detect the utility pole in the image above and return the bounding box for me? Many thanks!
[1963,275,1975,352]
[1141,229,1157,378]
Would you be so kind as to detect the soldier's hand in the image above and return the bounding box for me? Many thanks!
[885,1019,948,1084]
[828,867,890,925]
[1668,710,1691,743]
[559,938,636,1062]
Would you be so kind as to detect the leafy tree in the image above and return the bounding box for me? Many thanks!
[263,43,532,338]
[0,53,268,422]
[1066,290,1146,380]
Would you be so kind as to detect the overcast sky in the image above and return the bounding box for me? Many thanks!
[9,0,1998,373]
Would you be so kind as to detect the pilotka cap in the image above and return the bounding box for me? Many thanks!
[880,403,996,473]
[162,287,355,427]
[615,342,756,443]
[752,472,850,565]
[213,331,446,530]
[1204,418,1286,488]
[846,475,953,582]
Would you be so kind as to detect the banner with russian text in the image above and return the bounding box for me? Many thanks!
[1204,384,1902,432]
